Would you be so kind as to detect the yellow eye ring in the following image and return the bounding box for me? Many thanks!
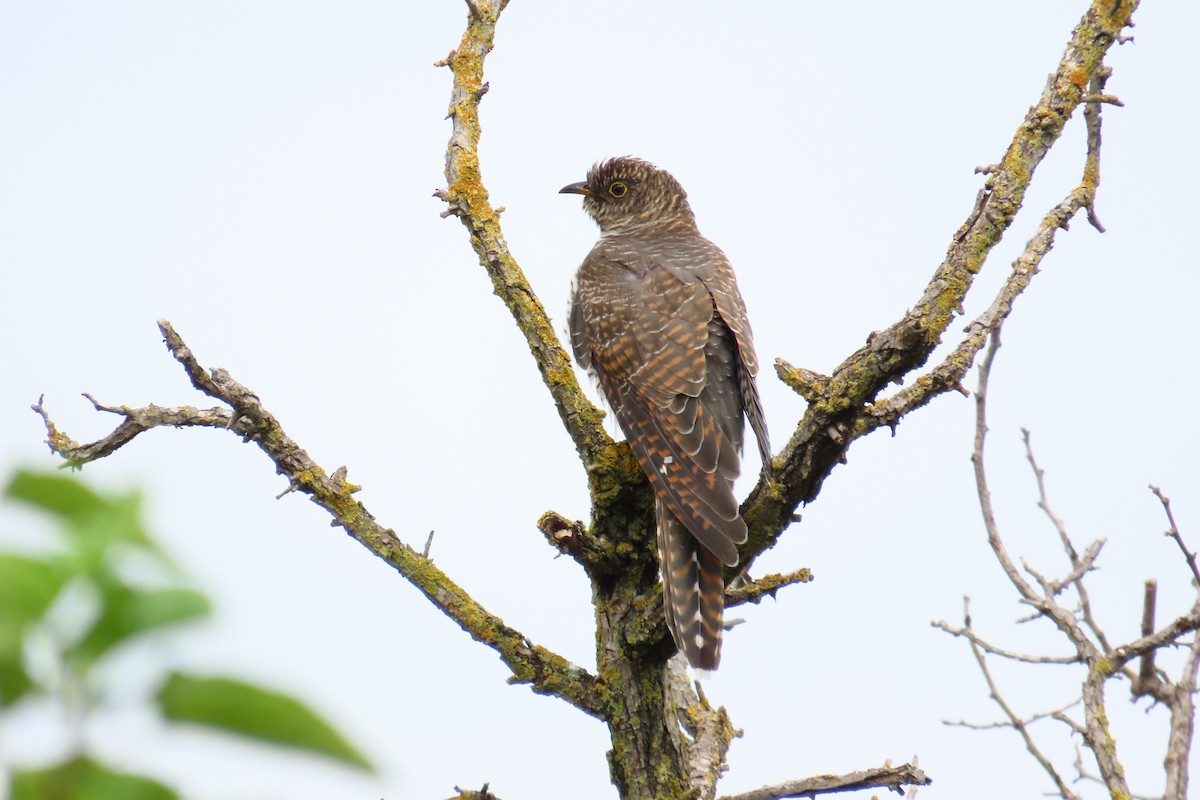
[608,181,628,198]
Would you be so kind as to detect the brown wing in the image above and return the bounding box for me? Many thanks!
[698,243,773,478]
[569,235,747,566]
[637,233,772,477]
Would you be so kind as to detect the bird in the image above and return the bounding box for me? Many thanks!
[561,156,771,671]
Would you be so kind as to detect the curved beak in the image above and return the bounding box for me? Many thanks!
[559,181,591,196]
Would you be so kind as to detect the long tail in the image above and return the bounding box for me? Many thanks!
[657,499,726,671]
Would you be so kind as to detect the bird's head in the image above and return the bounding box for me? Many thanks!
[560,156,697,235]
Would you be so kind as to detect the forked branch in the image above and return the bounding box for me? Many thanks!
[950,325,1200,800]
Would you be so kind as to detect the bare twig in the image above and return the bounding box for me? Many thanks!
[1069,750,1159,800]
[1023,429,1115,654]
[966,334,1200,800]
[944,697,1082,731]
[716,762,931,800]
[952,598,1081,800]
[1145,488,1200,800]
[932,618,1079,665]
[969,327,1132,797]
[1151,485,1200,585]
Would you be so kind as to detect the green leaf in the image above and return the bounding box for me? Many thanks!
[0,654,35,707]
[0,554,69,631]
[71,587,211,666]
[156,672,373,771]
[5,471,107,521]
[5,471,161,570]
[10,755,179,800]
[0,554,70,706]
[72,490,156,553]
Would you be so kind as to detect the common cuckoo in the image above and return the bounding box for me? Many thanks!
[561,156,771,671]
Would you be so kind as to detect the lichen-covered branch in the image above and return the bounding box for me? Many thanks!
[33,320,604,720]
[433,0,611,474]
[445,784,500,800]
[725,569,814,609]
[663,658,737,800]
[739,0,1137,564]
[716,762,931,800]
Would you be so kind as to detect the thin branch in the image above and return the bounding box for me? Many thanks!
[1144,484,1200,800]
[626,568,815,650]
[953,598,1081,800]
[932,619,1080,665]
[1151,485,1200,585]
[717,762,931,800]
[944,697,1082,731]
[1023,429,1114,654]
[1110,610,1200,669]
[970,327,1130,797]
[1069,750,1159,800]
[32,393,240,465]
[34,320,605,719]
[725,569,814,608]
[1081,68,1113,233]
[972,330,1039,605]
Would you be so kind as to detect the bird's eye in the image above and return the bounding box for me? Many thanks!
[608,181,628,198]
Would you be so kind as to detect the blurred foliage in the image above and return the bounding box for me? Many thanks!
[0,469,372,798]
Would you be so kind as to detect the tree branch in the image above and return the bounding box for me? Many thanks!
[1151,485,1200,585]
[739,0,1137,564]
[34,320,605,719]
[932,617,1080,665]
[725,569,814,609]
[1165,595,1200,800]
[446,783,500,800]
[433,0,611,475]
[948,599,1081,800]
[1023,428,1115,653]
[970,325,1133,796]
[716,762,931,800]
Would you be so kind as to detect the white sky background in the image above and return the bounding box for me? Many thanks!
[2,1,1198,798]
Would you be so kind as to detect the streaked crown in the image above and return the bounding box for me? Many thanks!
[560,156,697,235]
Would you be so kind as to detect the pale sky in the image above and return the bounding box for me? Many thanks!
[2,2,1198,799]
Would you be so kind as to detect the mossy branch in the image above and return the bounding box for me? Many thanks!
[737,0,1138,563]
[433,0,612,477]
[33,319,604,720]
